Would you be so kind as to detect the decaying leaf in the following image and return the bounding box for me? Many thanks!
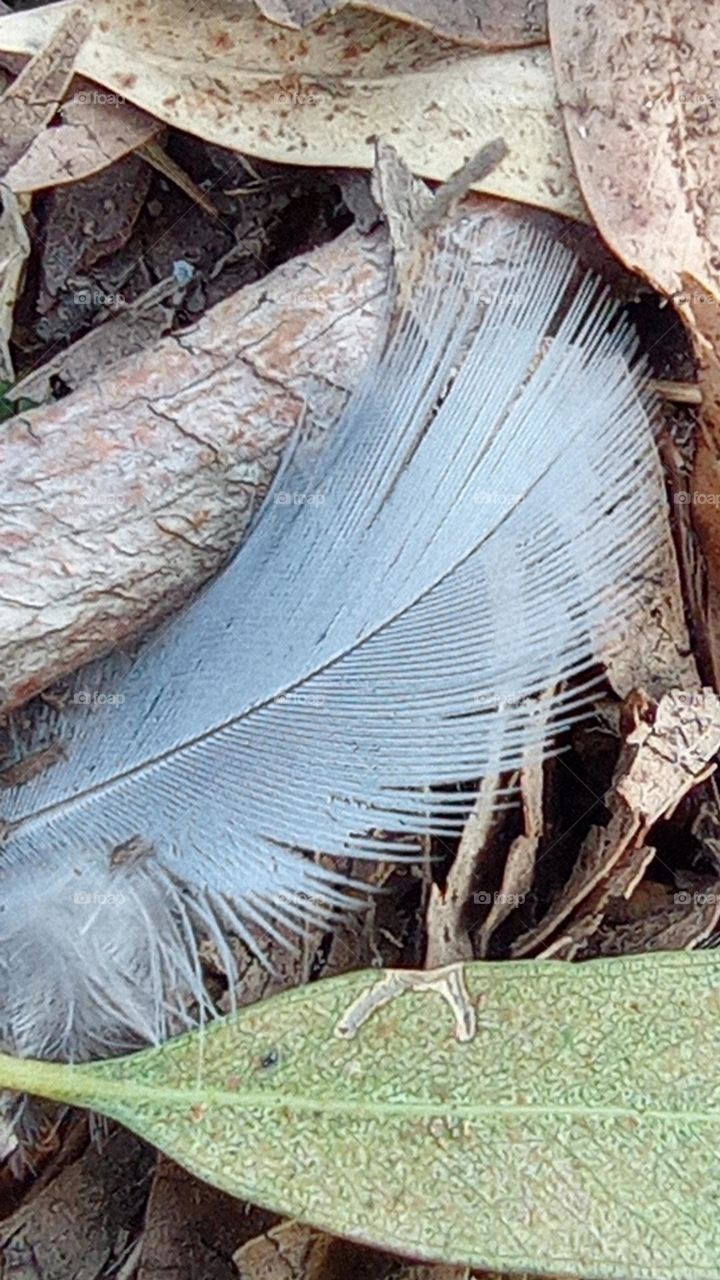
[37,150,151,315]
[3,953,720,1279]
[254,0,547,49]
[548,0,720,676]
[0,0,584,218]
[513,688,720,957]
[0,185,29,380]
[0,1128,152,1280]
[234,1220,336,1279]
[477,757,543,954]
[0,3,91,175]
[136,1155,273,1280]
[584,876,720,958]
[425,774,502,967]
[4,90,161,194]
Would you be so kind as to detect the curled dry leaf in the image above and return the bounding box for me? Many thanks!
[0,186,30,381]
[547,0,720,675]
[4,91,161,194]
[513,688,720,957]
[254,0,547,50]
[0,0,584,218]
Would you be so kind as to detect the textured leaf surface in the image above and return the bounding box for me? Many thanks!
[0,0,583,217]
[3,952,720,1278]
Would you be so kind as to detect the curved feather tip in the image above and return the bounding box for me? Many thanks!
[0,221,666,1062]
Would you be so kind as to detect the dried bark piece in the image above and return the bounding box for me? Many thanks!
[425,774,502,967]
[512,688,720,957]
[0,226,390,710]
[477,758,543,954]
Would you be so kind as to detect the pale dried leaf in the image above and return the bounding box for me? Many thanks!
[4,91,161,193]
[0,3,91,175]
[0,185,29,380]
[254,0,547,48]
[548,0,720,675]
[0,0,584,218]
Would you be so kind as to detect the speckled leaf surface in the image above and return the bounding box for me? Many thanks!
[2,953,719,1278]
[0,0,583,218]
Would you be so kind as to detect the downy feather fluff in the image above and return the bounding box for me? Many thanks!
[0,222,664,1061]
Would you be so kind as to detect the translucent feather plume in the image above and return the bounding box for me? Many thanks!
[0,222,665,1060]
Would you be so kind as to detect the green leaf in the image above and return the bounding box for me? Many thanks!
[2,953,719,1278]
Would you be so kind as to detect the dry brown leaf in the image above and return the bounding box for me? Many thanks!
[233,1221,335,1278]
[0,1129,152,1279]
[583,876,720,957]
[548,1,720,676]
[37,150,151,313]
[0,185,30,380]
[8,273,184,404]
[254,0,547,49]
[0,3,91,175]
[4,90,161,194]
[477,758,543,955]
[513,688,720,957]
[425,773,501,967]
[0,0,584,218]
[137,1156,272,1280]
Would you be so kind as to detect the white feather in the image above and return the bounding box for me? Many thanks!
[0,221,664,1059]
